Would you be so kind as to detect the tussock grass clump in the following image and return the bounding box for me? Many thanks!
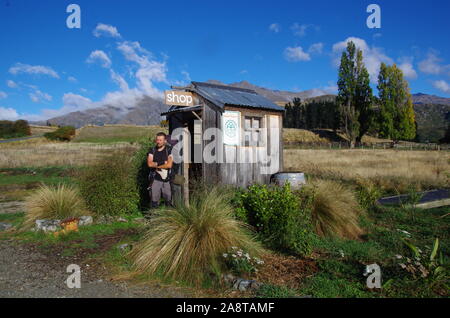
[23,183,89,229]
[308,179,363,240]
[130,187,263,285]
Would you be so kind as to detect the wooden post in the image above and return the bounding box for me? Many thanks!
[183,125,190,206]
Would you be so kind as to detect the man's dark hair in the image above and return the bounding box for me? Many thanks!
[156,132,167,138]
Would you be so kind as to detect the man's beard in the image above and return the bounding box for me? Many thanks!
[157,144,165,149]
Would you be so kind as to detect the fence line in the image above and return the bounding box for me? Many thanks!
[284,141,450,151]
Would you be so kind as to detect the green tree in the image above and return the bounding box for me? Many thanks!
[336,41,374,147]
[377,63,416,140]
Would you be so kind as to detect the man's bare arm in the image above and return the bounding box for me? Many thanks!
[147,154,158,168]
[156,155,173,169]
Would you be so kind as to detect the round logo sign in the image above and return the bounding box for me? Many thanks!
[224,119,237,138]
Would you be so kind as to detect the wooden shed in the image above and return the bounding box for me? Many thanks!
[162,81,285,201]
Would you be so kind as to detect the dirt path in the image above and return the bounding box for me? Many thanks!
[0,201,189,298]
[0,238,189,298]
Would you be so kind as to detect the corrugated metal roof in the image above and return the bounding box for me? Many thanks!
[191,81,284,112]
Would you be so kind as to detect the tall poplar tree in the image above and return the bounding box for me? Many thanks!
[377,63,416,140]
[336,41,374,147]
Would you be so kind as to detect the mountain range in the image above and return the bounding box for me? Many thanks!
[30,80,450,142]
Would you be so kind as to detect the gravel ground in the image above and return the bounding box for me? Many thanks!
[0,239,188,298]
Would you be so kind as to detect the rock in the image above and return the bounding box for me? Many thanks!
[222,273,236,284]
[35,220,61,232]
[117,217,127,223]
[118,243,131,251]
[78,216,93,226]
[232,278,261,291]
[0,222,13,231]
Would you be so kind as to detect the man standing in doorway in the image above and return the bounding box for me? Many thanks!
[147,132,173,209]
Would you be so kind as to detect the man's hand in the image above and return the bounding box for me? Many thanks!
[148,162,158,168]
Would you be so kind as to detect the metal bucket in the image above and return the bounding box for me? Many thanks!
[270,172,306,190]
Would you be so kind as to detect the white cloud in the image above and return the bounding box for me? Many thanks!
[0,91,7,99]
[0,106,19,120]
[93,23,121,38]
[117,41,168,97]
[68,76,77,83]
[87,50,112,68]
[6,80,18,88]
[332,37,393,82]
[109,69,129,91]
[418,51,450,76]
[291,23,318,37]
[433,80,450,94]
[29,89,52,103]
[398,58,418,80]
[269,23,281,33]
[284,46,311,62]
[9,63,59,78]
[308,42,324,54]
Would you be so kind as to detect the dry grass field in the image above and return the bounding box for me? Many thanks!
[0,138,137,168]
[73,124,167,143]
[29,125,58,136]
[284,148,450,192]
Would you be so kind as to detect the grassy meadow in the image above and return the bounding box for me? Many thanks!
[0,124,448,298]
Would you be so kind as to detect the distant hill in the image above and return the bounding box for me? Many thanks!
[29,80,450,143]
[31,96,166,128]
[412,93,450,106]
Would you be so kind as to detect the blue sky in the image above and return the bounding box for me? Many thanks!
[1,0,450,121]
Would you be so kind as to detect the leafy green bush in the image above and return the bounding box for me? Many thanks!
[0,119,31,138]
[222,246,264,276]
[131,138,155,210]
[77,149,140,216]
[44,126,76,141]
[234,183,316,256]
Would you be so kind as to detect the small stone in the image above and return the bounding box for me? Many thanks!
[118,243,131,251]
[0,222,13,231]
[222,273,236,284]
[35,219,61,232]
[117,217,127,223]
[78,216,93,226]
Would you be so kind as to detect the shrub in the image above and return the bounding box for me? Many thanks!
[306,179,363,240]
[235,183,316,256]
[222,246,264,276]
[23,183,89,229]
[44,126,76,141]
[130,187,263,285]
[77,149,140,216]
[355,177,383,209]
[131,137,155,210]
[0,119,31,138]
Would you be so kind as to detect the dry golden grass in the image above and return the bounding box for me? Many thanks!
[306,179,363,240]
[283,129,328,143]
[29,125,58,136]
[130,187,263,285]
[73,125,167,143]
[0,139,137,168]
[284,148,450,192]
[23,183,90,230]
